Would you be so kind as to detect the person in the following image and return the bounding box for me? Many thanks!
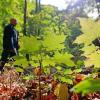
[0,18,19,71]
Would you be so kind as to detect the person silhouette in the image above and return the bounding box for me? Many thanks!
[0,18,19,72]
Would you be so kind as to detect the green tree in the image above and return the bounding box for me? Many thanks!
[75,18,100,68]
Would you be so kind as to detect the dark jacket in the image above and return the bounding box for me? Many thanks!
[3,24,18,51]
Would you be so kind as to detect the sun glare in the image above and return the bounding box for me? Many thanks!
[41,0,80,10]
[41,0,98,18]
[41,0,67,10]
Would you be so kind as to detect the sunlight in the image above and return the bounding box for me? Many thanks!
[41,0,98,18]
[41,0,79,10]
[88,9,99,19]
[41,0,67,10]
[66,0,78,3]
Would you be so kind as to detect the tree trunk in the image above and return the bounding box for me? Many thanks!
[24,0,27,35]
[39,0,41,11]
[35,0,38,13]
[35,0,41,13]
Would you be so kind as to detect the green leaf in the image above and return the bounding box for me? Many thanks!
[75,18,100,46]
[56,66,62,71]
[71,78,100,94]
[16,67,24,72]
[74,18,100,68]
[21,36,41,53]
[74,68,82,73]
[61,77,73,84]
[23,75,34,80]
[14,57,28,67]
[53,52,75,66]
[63,69,73,74]
[43,33,66,50]
[84,51,100,68]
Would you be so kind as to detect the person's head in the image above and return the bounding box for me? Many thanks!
[10,18,17,26]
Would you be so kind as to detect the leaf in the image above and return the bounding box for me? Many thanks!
[43,33,66,50]
[42,59,56,66]
[74,18,100,67]
[74,68,82,73]
[85,50,100,68]
[56,66,62,71]
[16,67,24,72]
[61,77,73,84]
[75,18,100,46]
[21,36,41,53]
[14,57,29,67]
[63,69,73,74]
[23,75,34,80]
[53,52,75,66]
[71,78,100,94]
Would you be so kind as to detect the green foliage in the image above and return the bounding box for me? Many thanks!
[16,67,24,72]
[71,78,100,94]
[63,69,73,75]
[75,18,100,68]
[60,77,73,84]
[21,36,41,53]
[54,68,74,84]
[43,33,66,50]
[0,1,99,94]
[74,68,82,73]
[0,0,24,31]
[75,18,100,45]
[0,36,2,54]
[22,75,34,80]
[64,18,84,63]
[14,32,74,67]
[53,52,74,66]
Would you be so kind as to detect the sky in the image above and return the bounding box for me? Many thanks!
[41,0,99,19]
[88,9,99,19]
[41,0,67,10]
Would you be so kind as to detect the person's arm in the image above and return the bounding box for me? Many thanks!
[16,31,20,50]
[11,36,17,54]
